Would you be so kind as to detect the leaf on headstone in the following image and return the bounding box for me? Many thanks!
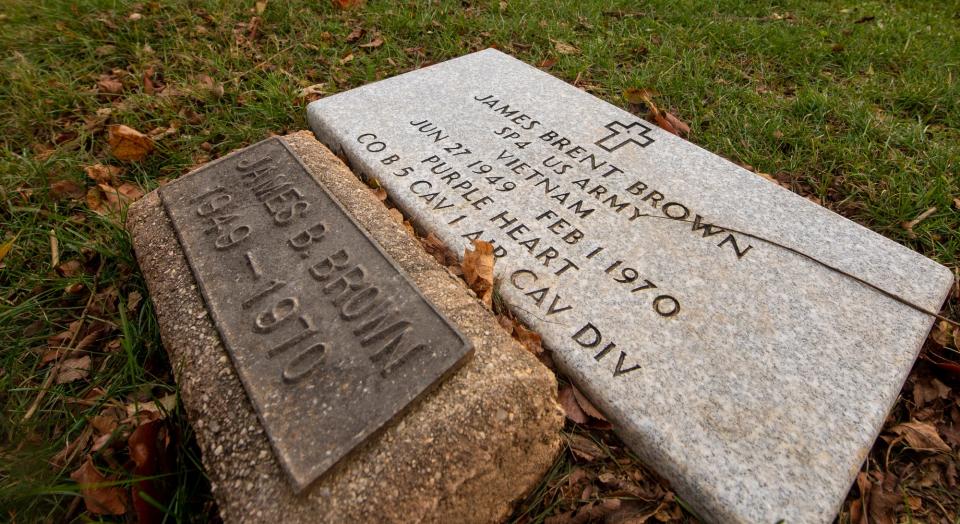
[550,39,580,55]
[461,240,495,308]
[890,420,951,452]
[107,125,154,161]
[559,385,589,424]
[84,163,124,185]
[56,355,91,384]
[50,180,86,200]
[360,35,384,49]
[70,457,127,515]
[901,207,936,239]
[97,74,123,95]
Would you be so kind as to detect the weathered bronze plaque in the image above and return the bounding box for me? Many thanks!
[161,137,473,492]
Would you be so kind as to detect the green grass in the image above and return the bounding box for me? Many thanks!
[1,0,958,522]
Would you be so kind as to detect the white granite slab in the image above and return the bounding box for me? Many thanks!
[307,49,953,523]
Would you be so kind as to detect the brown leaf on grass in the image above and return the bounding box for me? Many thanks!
[339,53,354,65]
[197,74,224,98]
[107,125,154,161]
[129,420,167,524]
[360,35,384,49]
[550,39,580,55]
[97,74,123,95]
[623,87,689,137]
[559,385,589,424]
[142,66,156,95]
[126,291,143,313]
[0,236,16,265]
[953,197,960,210]
[513,323,543,355]
[50,425,93,469]
[56,355,91,384]
[345,26,365,42]
[84,163,124,185]
[333,0,364,9]
[88,183,144,215]
[70,457,127,515]
[538,57,557,69]
[462,240,495,308]
[901,207,936,239]
[890,420,951,452]
[50,180,86,200]
[623,87,658,105]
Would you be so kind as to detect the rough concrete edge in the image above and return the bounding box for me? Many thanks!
[126,131,564,523]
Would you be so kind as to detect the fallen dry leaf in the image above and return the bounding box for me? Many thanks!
[571,386,608,422]
[513,323,543,355]
[901,207,937,239]
[345,26,365,42]
[623,87,689,137]
[551,39,580,55]
[50,179,86,200]
[360,36,384,49]
[56,355,91,384]
[623,87,658,105]
[96,74,123,95]
[565,433,604,462]
[107,125,154,162]
[339,53,354,65]
[421,233,457,266]
[0,236,17,264]
[333,0,363,8]
[890,420,951,452]
[462,240,495,308]
[84,163,124,185]
[129,419,167,524]
[197,74,224,98]
[953,197,960,210]
[70,457,127,515]
[538,57,558,69]
[559,385,589,424]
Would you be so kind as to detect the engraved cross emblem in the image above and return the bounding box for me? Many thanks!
[595,120,655,152]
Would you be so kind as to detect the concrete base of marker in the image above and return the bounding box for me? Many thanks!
[127,131,563,523]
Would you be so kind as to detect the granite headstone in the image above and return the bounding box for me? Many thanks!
[306,49,954,523]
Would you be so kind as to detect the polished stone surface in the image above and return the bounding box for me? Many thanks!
[161,137,472,492]
[307,49,954,523]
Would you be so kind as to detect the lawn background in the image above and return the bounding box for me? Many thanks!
[1,0,958,522]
